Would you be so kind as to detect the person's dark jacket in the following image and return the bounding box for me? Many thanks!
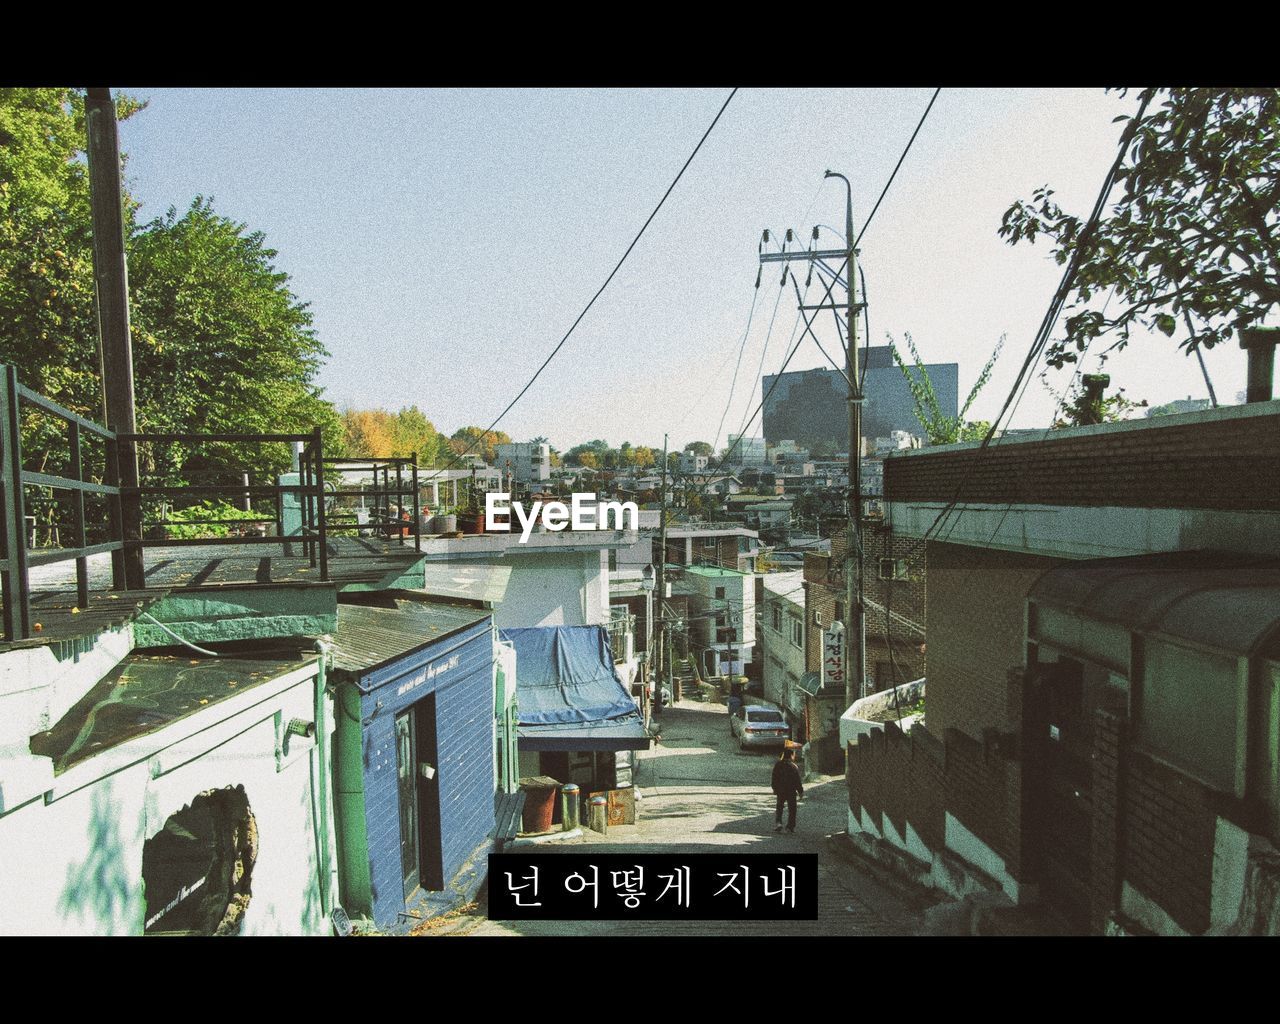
[771,758,804,798]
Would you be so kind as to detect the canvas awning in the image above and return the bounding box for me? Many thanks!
[498,625,651,752]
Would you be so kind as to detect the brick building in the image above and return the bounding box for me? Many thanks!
[848,396,1280,934]
[804,524,927,696]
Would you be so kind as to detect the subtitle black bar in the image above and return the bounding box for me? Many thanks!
[488,853,818,921]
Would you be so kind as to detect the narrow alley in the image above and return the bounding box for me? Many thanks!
[437,700,941,937]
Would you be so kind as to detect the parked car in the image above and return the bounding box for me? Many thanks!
[729,704,790,750]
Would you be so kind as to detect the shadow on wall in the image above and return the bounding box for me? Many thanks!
[58,785,137,933]
[300,772,322,935]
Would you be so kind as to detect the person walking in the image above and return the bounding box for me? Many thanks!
[771,747,804,833]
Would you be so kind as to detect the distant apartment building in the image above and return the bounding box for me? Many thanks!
[678,452,709,475]
[726,433,768,466]
[762,345,958,450]
[494,442,551,486]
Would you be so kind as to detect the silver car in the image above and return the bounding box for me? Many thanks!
[729,704,791,750]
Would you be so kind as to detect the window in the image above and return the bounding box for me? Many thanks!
[771,605,782,632]
[715,586,726,600]
[878,558,908,581]
[1137,637,1245,795]
[790,618,803,649]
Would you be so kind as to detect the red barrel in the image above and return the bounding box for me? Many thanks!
[519,776,560,834]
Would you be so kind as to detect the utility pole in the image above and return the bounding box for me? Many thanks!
[757,172,867,711]
[85,87,144,591]
[655,433,668,717]
[826,170,866,708]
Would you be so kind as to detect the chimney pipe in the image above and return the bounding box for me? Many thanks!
[1240,327,1278,403]
[1082,373,1110,405]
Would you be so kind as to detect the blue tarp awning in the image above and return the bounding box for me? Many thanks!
[499,625,650,752]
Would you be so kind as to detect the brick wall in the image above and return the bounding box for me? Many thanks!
[803,526,928,688]
[927,541,1063,740]
[1090,709,1124,933]
[1121,748,1218,934]
[884,405,1280,511]
[847,722,947,854]
[847,719,1025,878]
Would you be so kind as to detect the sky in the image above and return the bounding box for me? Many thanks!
[114,87,1247,453]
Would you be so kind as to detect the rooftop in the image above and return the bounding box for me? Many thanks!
[29,641,316,774]
[327,600,489,676]
[681,564,750,579]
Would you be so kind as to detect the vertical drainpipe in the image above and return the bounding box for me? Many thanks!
[313,638,336,919]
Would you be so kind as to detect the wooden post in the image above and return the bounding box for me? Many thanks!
[85,87,144,590]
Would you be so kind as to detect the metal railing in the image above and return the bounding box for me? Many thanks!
[0,365,125,639]
[0,367,428,645]
[321,456,420,552]
[608,608,635,664]
[121,428,332,583]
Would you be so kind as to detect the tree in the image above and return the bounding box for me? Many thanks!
[390,406,442,465]
[0,88,143,460]
[684,440,713,457]
[564,439,609,466]
[999,88,1280,369]
[129,197,342,479]
[0,89,344,492]
[889,331,1005,446]
[449,426,510,463]
[342,409,394,457]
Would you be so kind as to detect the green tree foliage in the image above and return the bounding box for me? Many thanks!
[683,440,713,457]
[0,88,142,461]
[889,331,1005,445]
[0,88,343,493]
[129,197,342,479]
[999,88,1280,368]
[564,439,610,466]
[389,406,442,465]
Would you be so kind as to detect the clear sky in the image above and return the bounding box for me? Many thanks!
[115,87,1245,452]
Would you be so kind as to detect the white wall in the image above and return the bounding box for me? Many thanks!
[0,665,335,936]
[491,550,611,628]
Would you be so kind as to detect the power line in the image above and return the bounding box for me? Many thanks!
[710,294,761,452]
[887,90,1155,566]
[423,87,739,484]
[855,87,941,247]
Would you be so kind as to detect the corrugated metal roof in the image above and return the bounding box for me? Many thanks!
[1029,551,1280,657]
[327,601,489,675]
